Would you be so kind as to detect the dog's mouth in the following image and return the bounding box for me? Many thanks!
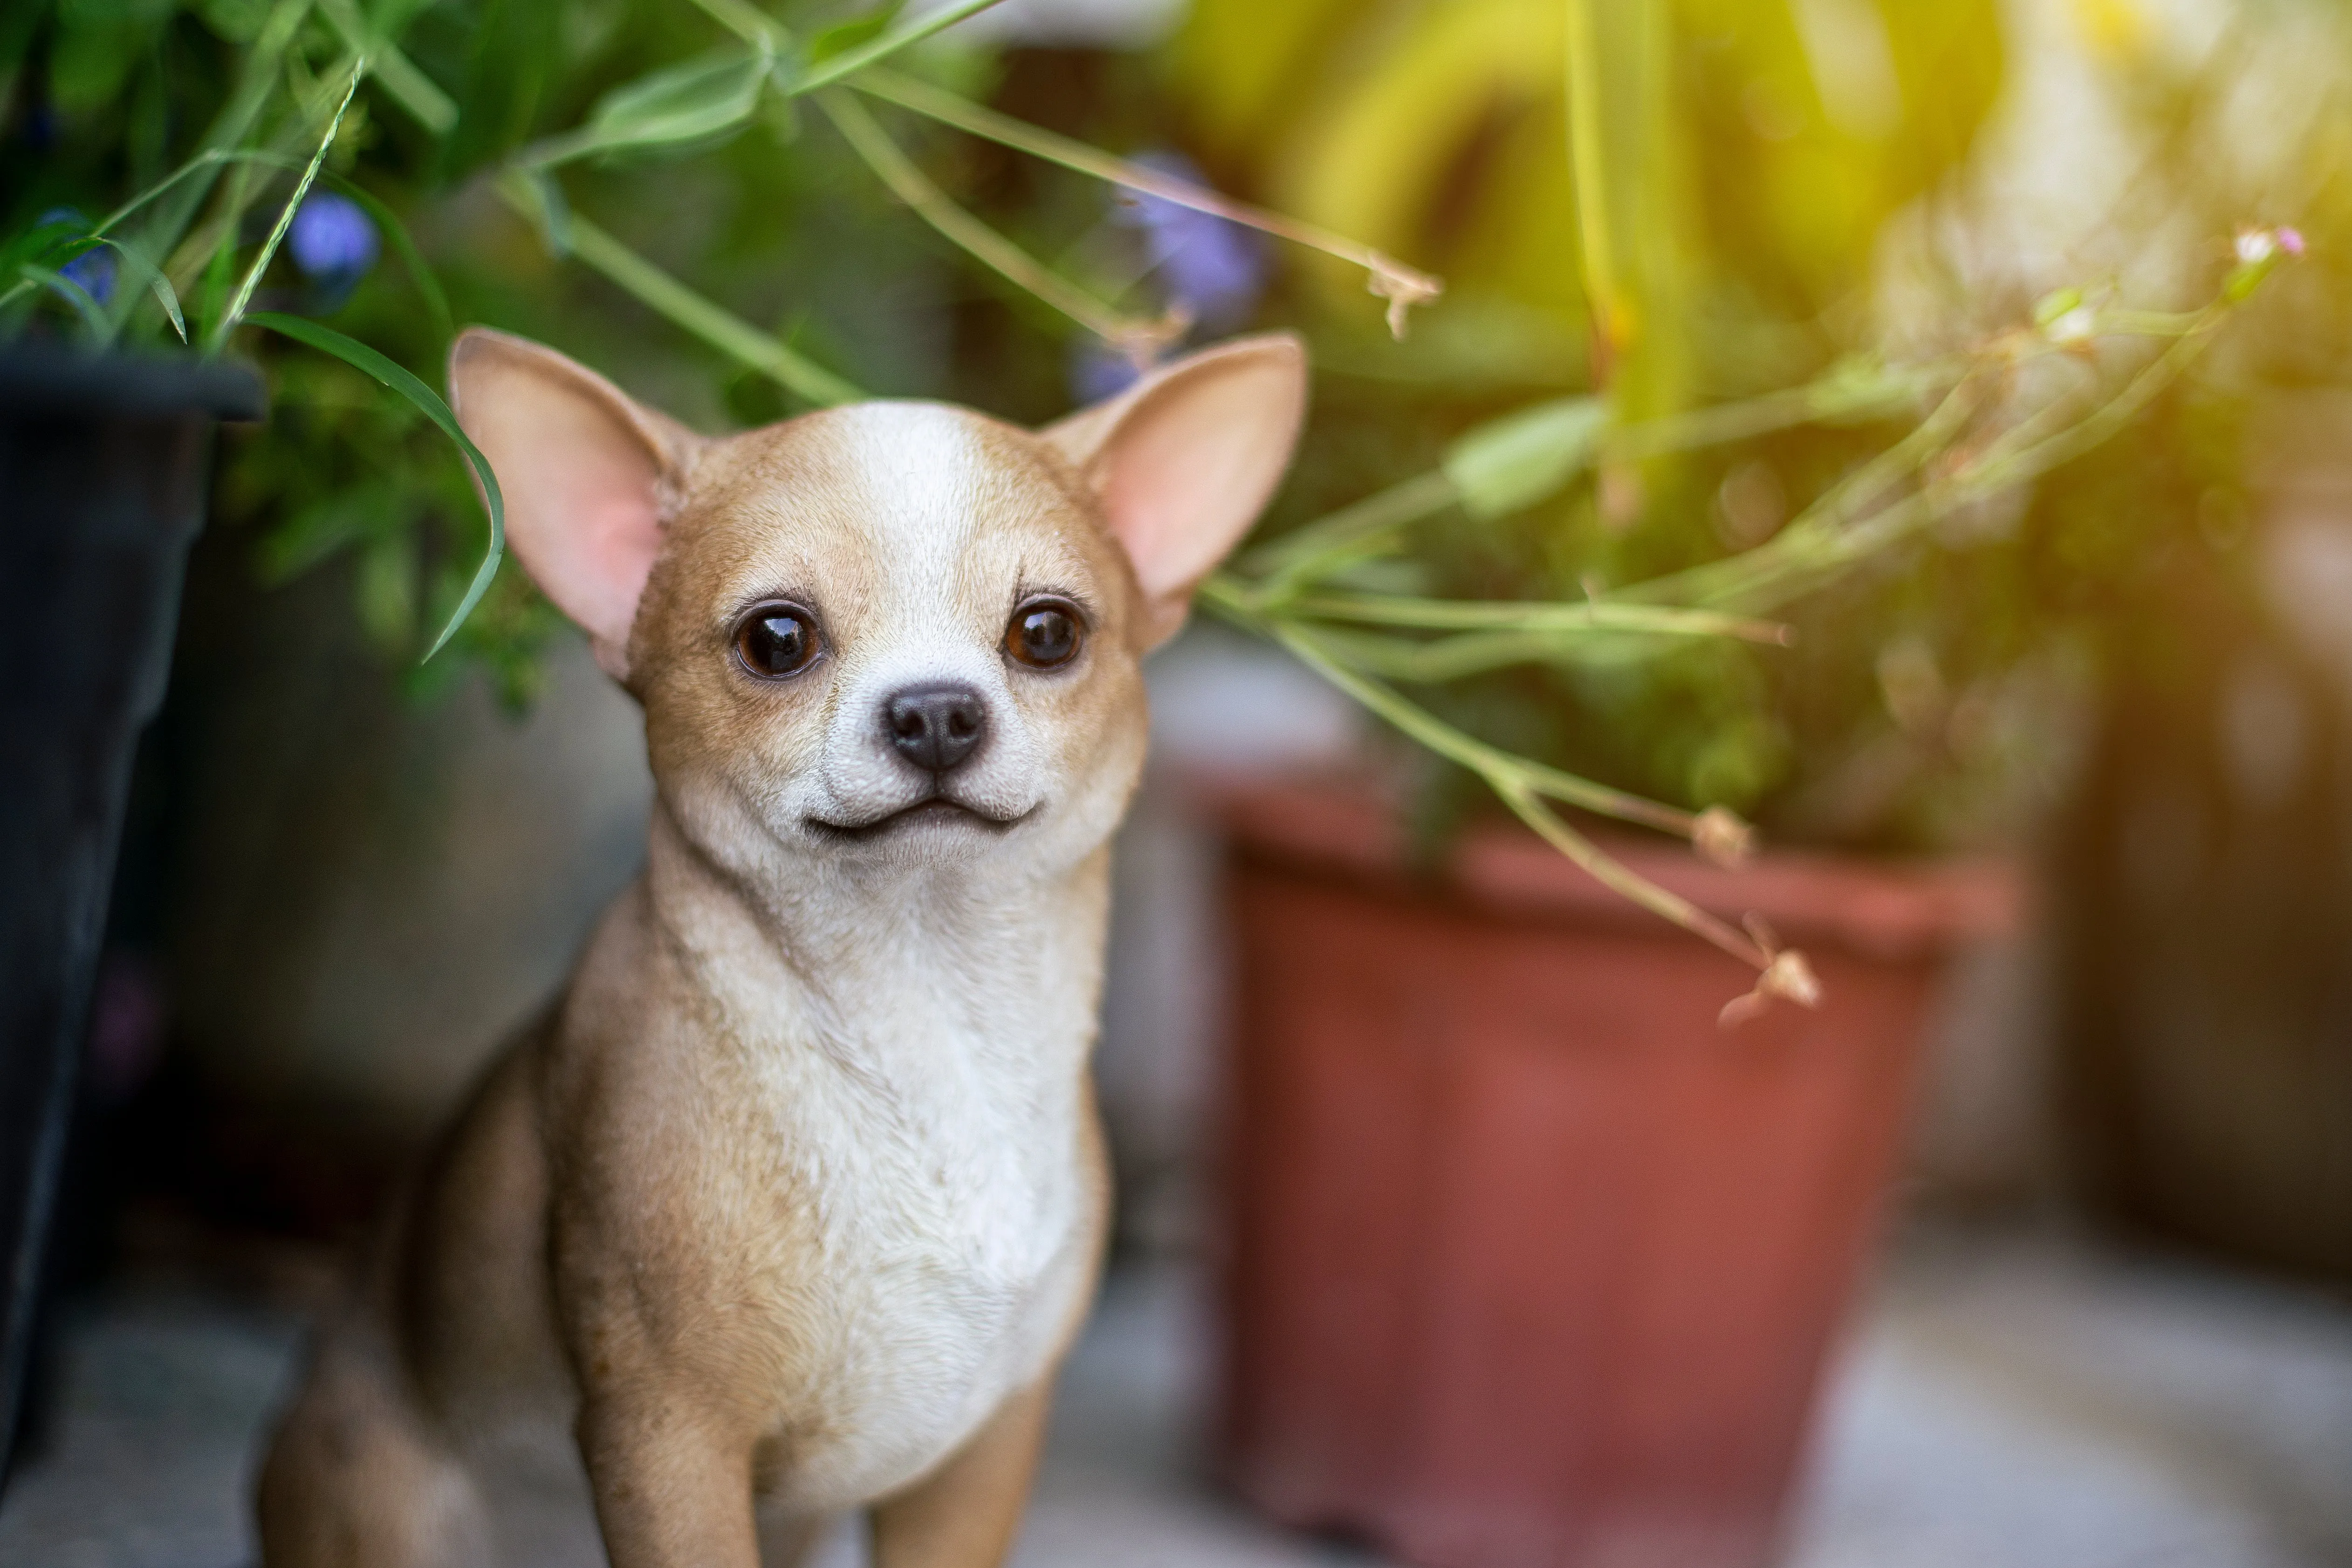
[806,796,1034,843]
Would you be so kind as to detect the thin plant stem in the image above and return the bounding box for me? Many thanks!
[1621,370,1992,609]
[1276,591,1787,643]
[1300,621,1714,686]
[1628,308,2232,613]
[1495,785,1767,967]
[1237,357,1967,603]
[208,59,363,353]
[1241,470,1461,592]
[1960,309,2227,488]
[1199,579,1735,842]
[135,0,314,280]
[316,0,455,132]
[847,67,1443,336]
[1254,614,1771,970]
[1301,626,1621,683]
[815,90,1171,353]
[1605,358,1961,460]
[502,182,863,406]
[793,0,1012,95]
[683,0,789,49]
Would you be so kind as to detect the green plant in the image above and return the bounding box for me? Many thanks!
[0,0,2300,1010]
[1152,0,2323,1008]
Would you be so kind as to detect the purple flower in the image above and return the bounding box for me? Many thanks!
[61,249,115,303]
[1113,151,1267,333]
[37,209,114,304]
[289,192,379,285]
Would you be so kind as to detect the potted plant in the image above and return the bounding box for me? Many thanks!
[0,342,262,1485]
[1137,2,2309,1563]
[0,0,493,1474]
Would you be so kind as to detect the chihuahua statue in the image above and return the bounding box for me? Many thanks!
[255,327,1307,1568]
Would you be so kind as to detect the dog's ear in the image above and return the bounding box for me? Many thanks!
[1043,334,1307,648]
[448,328,707,680]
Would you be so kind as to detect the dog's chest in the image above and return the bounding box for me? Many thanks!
[747,1003,1094,1509]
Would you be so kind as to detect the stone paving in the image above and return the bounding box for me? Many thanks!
[4,1221,2347,1568]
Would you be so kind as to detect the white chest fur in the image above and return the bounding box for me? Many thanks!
[761,1022,1091,1508]
[699,863,1108,1513]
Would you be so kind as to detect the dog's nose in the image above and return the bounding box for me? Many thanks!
[884,684,987,774]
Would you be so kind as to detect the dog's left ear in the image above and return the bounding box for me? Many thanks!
[1043,334,1308,648]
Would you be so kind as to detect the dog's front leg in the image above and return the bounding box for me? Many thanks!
[576,1394,762,1568]
[869,1380,1053,1568]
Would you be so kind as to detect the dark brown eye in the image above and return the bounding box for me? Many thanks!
[1006,600,1083,670]
[734,603,822,679]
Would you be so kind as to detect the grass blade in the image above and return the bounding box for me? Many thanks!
[244,310,504,660]
[130,0,316,295]
[499,177,862,406]
[317,0,457,133]
[849,67,1443,336]
[93,238,189,342]
[816,90,1172,353]
[208,60,364,352]
[1442,395,1607,520]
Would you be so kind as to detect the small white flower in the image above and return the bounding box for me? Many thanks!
[2235,228,2278,266]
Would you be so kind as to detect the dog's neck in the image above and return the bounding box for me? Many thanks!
[632,800,1111,1086]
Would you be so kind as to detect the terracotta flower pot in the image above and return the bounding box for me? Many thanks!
[1210,781,2014,1568]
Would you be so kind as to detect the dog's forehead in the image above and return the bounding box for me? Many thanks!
[693,401,1099,595]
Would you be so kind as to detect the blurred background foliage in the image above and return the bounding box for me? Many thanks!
[1166,0,2347,853]
[3,0,2344,857]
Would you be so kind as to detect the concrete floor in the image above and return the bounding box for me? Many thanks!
[3,1221,2348,1568]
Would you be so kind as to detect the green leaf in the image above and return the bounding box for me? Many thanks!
[556,44,770,162]
[244,311,505,661]
[91,237,188,342]
[808,2,903,63]
[503,165,574,257]
[1440,395,1608,520]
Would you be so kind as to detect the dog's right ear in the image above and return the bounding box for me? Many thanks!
[448,328,707,681]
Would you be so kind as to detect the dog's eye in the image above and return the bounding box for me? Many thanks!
[1006,600,1083,670]
[735,604,823,679]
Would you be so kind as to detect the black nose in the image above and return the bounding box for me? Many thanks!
[885,684,987,774]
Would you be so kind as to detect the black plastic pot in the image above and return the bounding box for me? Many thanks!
[0,346,264,1487]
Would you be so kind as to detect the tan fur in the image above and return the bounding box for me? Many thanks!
[256,331,1305,1568]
